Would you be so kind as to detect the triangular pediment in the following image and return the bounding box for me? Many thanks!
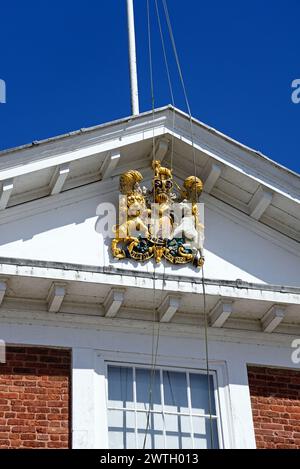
[0,106,299,289]
[0,106,299,242]
[0,109,300,335]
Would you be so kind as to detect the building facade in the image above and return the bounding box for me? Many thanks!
[0,106,299,449]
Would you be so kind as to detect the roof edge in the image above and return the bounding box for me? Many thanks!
[0,105,299,182]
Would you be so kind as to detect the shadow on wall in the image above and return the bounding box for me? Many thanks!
[203,205,300,287]
[0,195,102,246]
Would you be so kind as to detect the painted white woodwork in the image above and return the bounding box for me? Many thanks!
[155,138,169,162]
[249,186,273,220]
[101,150,121,179]
[47,282,66,312]
[261,305,286,333]
[0,280,6,306]
[50,164,70,195]
[158,294,181,323]
[203,162,222,194]
[0,179,14,210]
[104,288,125,318]
[210,300,233,328]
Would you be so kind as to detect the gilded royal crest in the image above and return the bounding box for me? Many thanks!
[111,160,205,267]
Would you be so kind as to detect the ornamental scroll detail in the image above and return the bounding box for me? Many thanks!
[111,160,205,267]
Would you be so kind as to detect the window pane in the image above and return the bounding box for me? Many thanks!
[137,412,164,449]
[181,435,193,449]
[165,433,193,449]
[163,371,189,413]
[108,410,135,449]
[165,414,192,449]
[106,365,220,450]
[165,413,191,433]
[190,373,216,415]
[193,416,219,449]
[108,366,133,409]
[136,368,161,411]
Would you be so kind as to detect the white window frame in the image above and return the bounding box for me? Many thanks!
[94,350,234,449]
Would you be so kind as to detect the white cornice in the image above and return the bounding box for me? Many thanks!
[164,111,300,204]
[0,114,168,181]
[0,260,299,304]
[0,307,298,347]
[0,107,299,200]
[0,179,116,226]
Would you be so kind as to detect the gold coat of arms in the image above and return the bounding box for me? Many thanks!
[112,160,205,267]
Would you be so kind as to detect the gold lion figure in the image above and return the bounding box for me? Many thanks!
[112,170,149,259]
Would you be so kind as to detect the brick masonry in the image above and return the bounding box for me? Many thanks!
[248,366,300,449]
[0,346,71,449]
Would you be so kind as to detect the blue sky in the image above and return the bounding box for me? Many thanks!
[0,0,299,173]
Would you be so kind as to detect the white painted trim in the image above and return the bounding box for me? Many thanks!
[164,110,300,204]
[214,358,235,449]
[1,304,299,346]
[50,163,70,195]
[104,288,125,318]
[0,107,298,209]
[101,150,121,179]
[97,351,234,449]
[0,179,116,226]
[158,294,181,323]
[94,355,109,449]
[0,105,298,193]
[0,178,14,210]
[47,282,67,313]
[203,162,222,194]
[72,348,96,449]
[1,320,298,365]
[210,301,233,328]
[261,305,286,333]
[249,186,273,220]
[0,118,167,182]
[155,138,169,162]
[0,280,6,306]
[1,262,299,306]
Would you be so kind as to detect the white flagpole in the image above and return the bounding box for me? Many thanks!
[127,0,140,115]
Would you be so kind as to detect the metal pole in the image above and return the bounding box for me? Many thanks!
[127,0,140,115]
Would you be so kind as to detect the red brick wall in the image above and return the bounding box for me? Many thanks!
[248,366,300,449]
[0,346,71,449]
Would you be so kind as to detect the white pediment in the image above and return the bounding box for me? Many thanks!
[0,107,300,338]
[0,105,299,289]
[0,106,299,243]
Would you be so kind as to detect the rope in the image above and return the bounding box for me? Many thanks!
[154,0,176,171]
[162,0,214,448]
[201,264,214,449]
[162,0,191,115]
[143,0,160,449]
[162,0,197,195]
[154,0,175,106]
[143,0,214,450]
[147,0,155,123]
